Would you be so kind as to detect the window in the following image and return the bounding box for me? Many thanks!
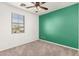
[11,13,25,33]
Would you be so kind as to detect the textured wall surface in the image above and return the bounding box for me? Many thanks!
[39,3,78,48]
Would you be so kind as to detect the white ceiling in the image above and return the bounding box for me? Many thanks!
[7,2,76,15]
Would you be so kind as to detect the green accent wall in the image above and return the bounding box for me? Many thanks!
[39,3,78,49]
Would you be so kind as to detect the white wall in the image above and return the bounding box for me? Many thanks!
[0,3,39,51]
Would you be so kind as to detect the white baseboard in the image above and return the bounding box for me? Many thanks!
[40,39,78,51]
[0,39,39,52]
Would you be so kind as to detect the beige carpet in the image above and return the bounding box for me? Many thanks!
[0,40,78,56]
